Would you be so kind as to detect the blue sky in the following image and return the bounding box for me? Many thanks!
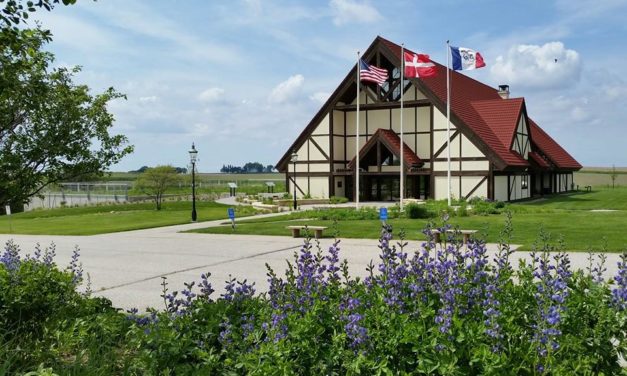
[32,0,627,171]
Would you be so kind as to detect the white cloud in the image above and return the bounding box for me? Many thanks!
[269,75,305,104]
[138,96,158,103]
[490,42,581,89]
[198,87,225,102]
[329,0,382,26]
[309,91,330,104]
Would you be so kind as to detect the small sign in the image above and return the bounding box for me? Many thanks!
[379,207,388,221]
[5,206,10,216]
[227,208,235,219]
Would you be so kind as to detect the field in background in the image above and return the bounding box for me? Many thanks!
[0,201,258,235]
[575,167,627,187]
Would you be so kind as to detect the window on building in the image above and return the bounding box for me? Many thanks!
[521,174,529,189]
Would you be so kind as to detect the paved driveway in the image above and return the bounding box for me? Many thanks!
[1,216,622,311]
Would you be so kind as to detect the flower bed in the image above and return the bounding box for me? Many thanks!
[1,218,626,374]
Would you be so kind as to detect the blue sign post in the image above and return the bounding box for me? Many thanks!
[379,207,388,225]
[228,208,235,229]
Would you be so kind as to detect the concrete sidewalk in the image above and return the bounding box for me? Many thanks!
[1,219,622,311]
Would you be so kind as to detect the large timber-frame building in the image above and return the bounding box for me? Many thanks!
[276,36,581,202]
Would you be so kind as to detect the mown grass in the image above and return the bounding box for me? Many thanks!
[193,188,627,251]
[0,201,256,235]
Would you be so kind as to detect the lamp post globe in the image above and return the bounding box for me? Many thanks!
[290,151,298,210]
[189,143,198,222]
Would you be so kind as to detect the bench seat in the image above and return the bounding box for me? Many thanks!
[431,229,477,245]
[286,225,328,239]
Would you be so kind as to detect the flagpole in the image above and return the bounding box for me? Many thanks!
[446,40,452,207]
[356,51,360,209]
[400,44,404,210]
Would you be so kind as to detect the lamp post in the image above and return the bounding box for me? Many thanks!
[291,150,298,210]
[189,143,198,222]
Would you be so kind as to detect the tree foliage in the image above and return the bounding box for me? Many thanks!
[611,165,618,188]
[1,23,133,208]
[1,0,77,27]
[134,166,181,210]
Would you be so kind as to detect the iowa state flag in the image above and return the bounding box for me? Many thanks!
[404,52,436,78]
[450,46,486,71]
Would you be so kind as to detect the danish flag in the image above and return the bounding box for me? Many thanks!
[404,51,436,78]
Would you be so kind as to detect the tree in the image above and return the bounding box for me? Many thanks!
[134,166,181,210]
[1,0,77,27]
[0,27,133,208]
[611,165,618,189]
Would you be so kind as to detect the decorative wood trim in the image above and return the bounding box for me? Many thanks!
[488,163,494,200]
[430,104,434,165]
[300,159,332,164]
[290,171,331,177]
[377,141,382,172]
[432,130,460,159]
[433,157,489,162]
[334,99,431,111]
[432,171,490,176]
[507,174,512,201]
[289,176,306,196]
[465,176,488,199]
[309,136,330,160]
[344,111,347,169]
[329,111,334,196]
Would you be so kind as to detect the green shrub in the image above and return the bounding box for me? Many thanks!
[405,203,430,219]
[329,196,348,204]
[0,242,130,374]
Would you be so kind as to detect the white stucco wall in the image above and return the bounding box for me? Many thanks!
[494,176,508,202]
[309,177,329,198]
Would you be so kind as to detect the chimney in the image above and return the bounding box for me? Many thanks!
[498,84,510,99]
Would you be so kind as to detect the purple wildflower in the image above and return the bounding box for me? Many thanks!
[341,297,368,350]
[532,251,570,367]
[325,240,341,284]
[612,253,627,310]
[373,225,410,309]
[0,240,21,272]
[42,242,56,267]
[126,307,152,326]
[67,246,83,285]
[241,314,255,338]
[198,272,214,300]
[219,319,233,345]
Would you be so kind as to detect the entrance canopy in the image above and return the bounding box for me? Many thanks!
[347,128,423,171]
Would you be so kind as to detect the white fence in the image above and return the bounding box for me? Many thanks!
[25,192,129,211]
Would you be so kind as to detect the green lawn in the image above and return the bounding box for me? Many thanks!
[192,188,627,252]
[0,201,256,235]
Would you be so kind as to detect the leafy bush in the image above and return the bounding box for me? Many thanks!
[121,220,627,374]
[329,196,349,204]
[3,220,627,375]
[405,202,431,218]
[0,241,130,374]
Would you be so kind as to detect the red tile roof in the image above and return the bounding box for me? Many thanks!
[471,98,524,150]
[528,151,550,169]
[528,120,582,169]
[348,128,422,170]
[378,36,580,170]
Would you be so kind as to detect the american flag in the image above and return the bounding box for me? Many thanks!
[359,59,388,86]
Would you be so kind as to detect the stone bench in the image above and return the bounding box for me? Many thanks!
[432,229,477,245]
[286,225,328,239]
